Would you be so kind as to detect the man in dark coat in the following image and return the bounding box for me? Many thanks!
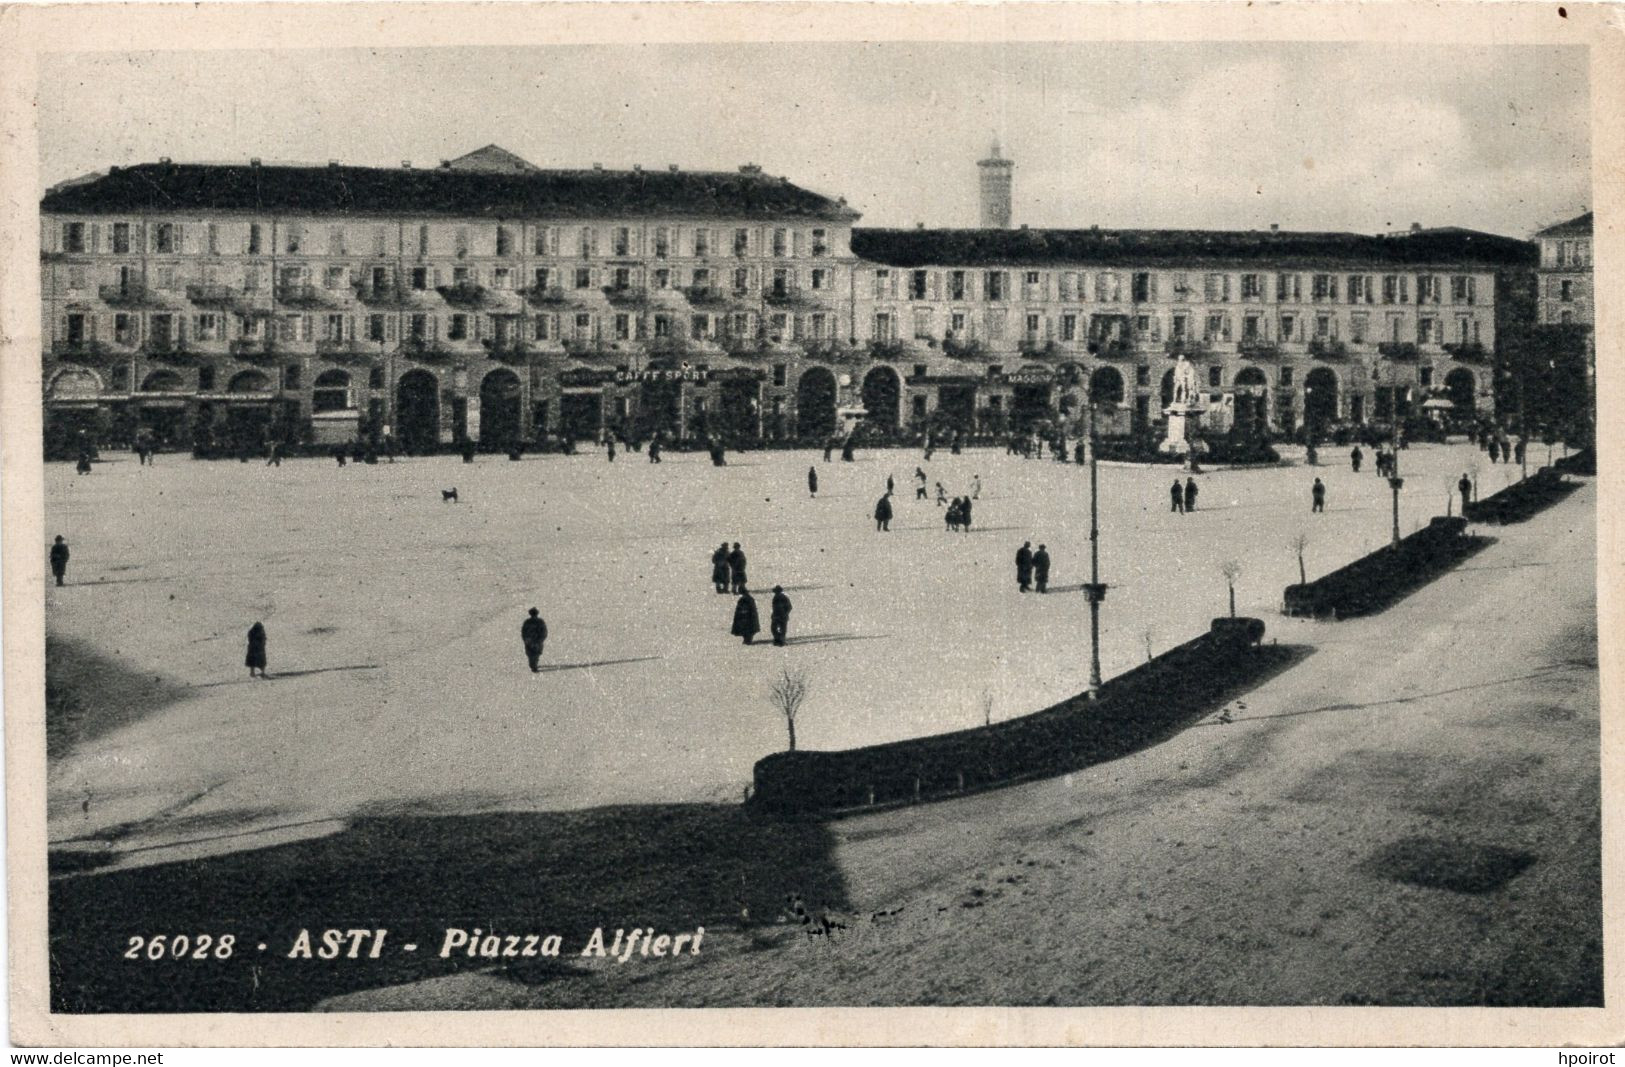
[1351,445,1363,473]
[1033,544,1051,593]
[823,440,833,462]
[712,543,731,594]
[1311,477,1326,513]
[841,440,855,462]
[1488,439,1500,464]
[649,438,663,463]
[1458,473,1472,514]
[959,496,972,531]
[770,586,792,646]
[1184,477,1198,513]
[731,590,761,645]
[246,622,268,679]
[915,468,927,500]
[728,543,748,594]
[874,492,893,531]
[885,474,895,496]
[521,608,548,672]
[1016,541,1034,592]
[808,466,818,498]
[461,438,477,463]
[49,535,69,587]
[1170,479,1184,513]
[607,437,616,462]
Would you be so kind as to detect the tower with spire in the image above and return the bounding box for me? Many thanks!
[977,138,1014,229]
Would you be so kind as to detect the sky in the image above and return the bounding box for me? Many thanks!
[38,42,1591,238]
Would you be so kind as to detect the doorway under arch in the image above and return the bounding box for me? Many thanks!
[479,368,523,448]
[1304,367,1339,432]
[1089,365,1125,408]
[861,365,902,431]
[795,367,837,440]
[396,369,441,453]
[1444,367,1476,416]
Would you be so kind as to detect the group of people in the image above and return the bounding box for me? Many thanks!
[711,542,749,594]
[730,585,793,646]
[1014,541,1052,593]
[1169,477,1199,513]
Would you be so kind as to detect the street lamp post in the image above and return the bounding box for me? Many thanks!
[1386,362,1404,544]
[1082,398,1109,698]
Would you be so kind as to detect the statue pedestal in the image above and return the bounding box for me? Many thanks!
[836,405,868,439]
[1160,402,1209,467]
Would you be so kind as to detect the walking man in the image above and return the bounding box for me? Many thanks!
[732,589,761,645]
[823,440,833,462]
[607,437,616,462]
[728,542,748,594]
[1351,445,1363,473]
[971,474,981,500]
[960,496,972,531]
[936,482,947,507]
[1016,541,1034,593]
[915,467,928,500]
[1170,479,1184,513]
[1311,477,1326,513]
[874,492,894,532]
[886,474,895,497]
[649,437,663,463]
[712,542,731,594]
[808,466,818,498]
[770,586,793,647]
[1184,477,1198,513]
[521,608,548,672]
[1033,544,1051,593]
[49,535,69,587]
[245,622,269,679]
[1458,472,1472,514]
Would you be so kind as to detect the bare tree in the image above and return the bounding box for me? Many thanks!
[768,666,812,752]
[1141,627,1155,663]
[1220,560,1242,618]
[980,688,994,727]
[1289,532,1309,586]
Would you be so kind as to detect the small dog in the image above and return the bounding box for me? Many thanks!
[441,488,458,503]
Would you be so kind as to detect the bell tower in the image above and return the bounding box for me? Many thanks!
[977,139,1014,229]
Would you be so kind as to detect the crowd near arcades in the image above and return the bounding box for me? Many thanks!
[39,144,1576,461]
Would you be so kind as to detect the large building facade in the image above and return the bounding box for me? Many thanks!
[39,146,1539,454]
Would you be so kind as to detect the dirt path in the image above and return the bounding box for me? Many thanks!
[328,481,1599,1009]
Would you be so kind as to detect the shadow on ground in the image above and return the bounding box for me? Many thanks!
[46,635,196,761]
[50,802,846,1013]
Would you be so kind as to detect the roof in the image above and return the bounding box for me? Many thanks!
[1532,211,1592,239]
[39,159,860,222]
[446,145,541,174]
[851,227,1537,270]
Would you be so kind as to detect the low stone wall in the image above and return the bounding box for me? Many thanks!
[1283,516,1475,620]
[1463,466,1580,524]
[750,617,1269,817]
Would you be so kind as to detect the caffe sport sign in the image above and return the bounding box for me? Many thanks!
[616,368,708,383]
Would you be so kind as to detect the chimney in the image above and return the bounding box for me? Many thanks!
[159,157,172,165]
[592,163,603,171]
[439,160,451,169]
[402,161,413,169]
[1019,223,1029,231]
[739,163,762,175]
[250,158,261,168]
[329,160,340,169]
[916,222,925,230]
[1270,223,1279,233]
[1411,222,1421,232]
[633,164,642,172]
[668,164,679,173]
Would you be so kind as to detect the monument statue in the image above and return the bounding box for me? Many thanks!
[1159,353,1209,467]
[1171,353,1199,407]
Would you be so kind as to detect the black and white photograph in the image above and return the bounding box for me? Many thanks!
[2,1,1619,1048]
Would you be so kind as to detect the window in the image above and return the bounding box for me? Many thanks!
[692,267,712,290]
[733,268,751,293]
[613,314,631,341]
[1136,365,1151,387]
[1097,272,1121,302]
[1242,315,1261,341]
[1382,275,1408,304]
[578,227,596,259]
[653,268,672,290]
[198,365,215,391]
[984,308,1006,339]
[911,270,929,300]
[694,229,711,257]
[1061,314,1078,342]
[325,313,346,340]
[243,266,263,292]
[155,266,176,290]
[62,222,86,253]
[328,226,346,256]
[610,267,631,291]
[773,363,787,387]
[533,227,554,256]
[112,222,130,254]
[811,229,828,256]
[733,228,750,257]
[772,268,790,297]
[1025,312,1042,340]
[574,313,593,339]
[1131,272,1155,303]
[67,266,85,291]
[809,313,828,339]
[374,227,389,256]
[1279,314,1296,341]
[496,227,513,257]
[1311,274,1337,302]
[368,315,386,342]
[950,271,967,300]
[1240,274,1263,301]
[769,314,789,341]
[449,314,470,341]
[411,267,429,290]
[613,227,631,257]
[984,271,1007,301]
[248,224,262,255]
[64,312,85,344]
[417,226,430,256]
[1456,318,1472,344]
[533,267,551,291]
[114,314,137,345]
[1417,318,1437,344]
[1204,273,1230,303]
[1275,273,1299,302]
[874,269,893,299]
[873,312,894,340]
[532,314,553,341]
[409,314,429,340]
[1450,275,1475,305]
[154,223,176,254]
[810,268,828,291]
[1418,275,1441,304]
[493,267,512,290]
[1279,367,1293,387]
[949,311,967,336]
[1350,314,1368,343]
[1209,365,1223,388]
[692,315,711,340]
[1560,279,1574,302]
[324,266,346,290]
[1205,313,1230,342]
[284,364,301,391]
[574,267,592,290]
[1314,315,1333,339]
[284,225,301,254]
[772,228,788,257]
[1560,309,1574,324]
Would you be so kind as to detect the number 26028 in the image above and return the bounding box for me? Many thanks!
[124,934,236,960]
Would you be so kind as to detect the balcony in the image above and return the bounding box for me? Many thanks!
[275,283,328,309]
[148,338,204,365]
[561,338,618,362]
[522,286,572,308]
[1017,338,1064,361]
[99,283,167,308]
[229,338,285,364]
[1442,342,1489,363]
[316,339,385,365]
[1088,337,1133,360]
[1378,342,1420,361]
[1164,338,1213,360]
[602,285,649,308]
[683,286,728,307]
[50,339,117,364]
[941,336,987,361]
[438,282,493,309]
[765,287,815,309]
[1308,339,1349,360]
[483,339,543,366]
[1238,340,1282,360]
[354,284,416,308]
[398,337,462,363]
[186,284,243,308]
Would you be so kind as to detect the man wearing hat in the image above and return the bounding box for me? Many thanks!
[770,586,793,647]
[520,607,548,672]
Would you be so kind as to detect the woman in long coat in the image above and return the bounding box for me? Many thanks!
[246,622,268,679]
[731,591,761,645]
[711,543,731,594]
